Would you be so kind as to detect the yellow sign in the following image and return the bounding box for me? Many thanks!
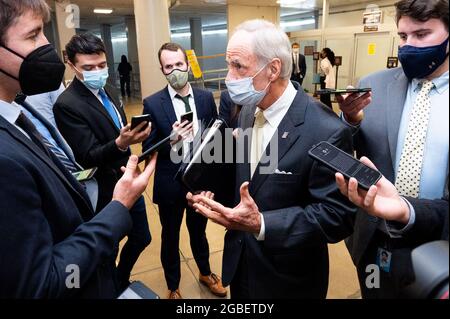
[368,43,376,56]
[186,49,203,79]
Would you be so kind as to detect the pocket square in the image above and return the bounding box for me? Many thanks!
[274,168,293,175]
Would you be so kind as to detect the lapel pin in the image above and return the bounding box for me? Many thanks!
[282,132,289,139]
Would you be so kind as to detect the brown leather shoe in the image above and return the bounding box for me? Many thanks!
[167,289,182,299]
[199,273,227,297]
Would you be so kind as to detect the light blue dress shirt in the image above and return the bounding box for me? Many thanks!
[395,71,449,200]
[25,83,65,128]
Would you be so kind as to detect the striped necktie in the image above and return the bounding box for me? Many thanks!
[15,112,77,173]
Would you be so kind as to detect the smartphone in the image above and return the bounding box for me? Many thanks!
[308,141,382,190]
[72,167,98,182]
[180,111,193,124]
[316,88,372,95]
[138,134,173,163]
[131,114,151,131]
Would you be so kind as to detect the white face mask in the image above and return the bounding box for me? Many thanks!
[225,63,271,106]
[292,48,300,54]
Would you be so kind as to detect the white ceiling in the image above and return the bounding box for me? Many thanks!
[48,0,396,31]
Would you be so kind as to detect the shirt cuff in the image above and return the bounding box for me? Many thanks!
[254,213,265,241]
[340,112,361,130]
[384,197,416,238]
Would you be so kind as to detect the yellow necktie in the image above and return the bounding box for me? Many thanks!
[395,80,435,197]
[251,110,267,177]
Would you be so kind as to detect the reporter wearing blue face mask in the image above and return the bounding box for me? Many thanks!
[53,33,153,292]
[336,0,449,299]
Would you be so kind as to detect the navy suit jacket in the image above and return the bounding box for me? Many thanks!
[222,87,356,298]
[142,86,218,204]
[0,115,131,298]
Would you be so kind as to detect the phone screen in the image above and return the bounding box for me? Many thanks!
[180,111,193,124]
[72,168,97,182]
[308,142,381,190]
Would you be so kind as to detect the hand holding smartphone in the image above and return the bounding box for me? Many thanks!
[131,114,151,131]
[180,111,193,124]
[308,141,381,190]
[316,88,371,95]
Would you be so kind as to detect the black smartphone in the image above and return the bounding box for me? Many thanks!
[316,88,372,95]
[308,141,382,190]
[72,167,98,182]
[131,114,151,131]
[138,134,173,163]
[180,111,193,124]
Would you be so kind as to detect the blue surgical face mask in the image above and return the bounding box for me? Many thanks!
[225,63,271,106]
[78,67,109,90]
[398,37,449,79]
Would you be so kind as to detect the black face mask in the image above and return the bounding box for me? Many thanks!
[0,44,65,95]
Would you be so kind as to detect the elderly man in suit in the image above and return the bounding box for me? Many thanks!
[188,19,356,299]
[0,0,156,298]
[142,42,226,299]
[336,0,449,298]
[53,33,152,291]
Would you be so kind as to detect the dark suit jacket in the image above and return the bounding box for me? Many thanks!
[222,87,356,298]
[142,86,218,205]
[291,53,307,83]
[0,115,131,298]
[345,68,449,266]
[53,77,130,212]
[407,197,449,241]
[219,90,239,130]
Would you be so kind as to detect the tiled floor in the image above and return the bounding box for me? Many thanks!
[119,97,361,299]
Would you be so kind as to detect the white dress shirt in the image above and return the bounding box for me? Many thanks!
[253,81,298,241]
[320,57,336,89]
[167,83,200,154]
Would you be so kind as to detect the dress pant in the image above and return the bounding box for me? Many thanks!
[158,201,211,291]
[320,76,333,109]
[116,195,151,290]
[230,243,251,299]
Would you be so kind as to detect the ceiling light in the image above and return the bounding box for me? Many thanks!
[93,8,113,14]
[277,0,307,8]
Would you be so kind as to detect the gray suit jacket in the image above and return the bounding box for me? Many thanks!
[346,67,425,266]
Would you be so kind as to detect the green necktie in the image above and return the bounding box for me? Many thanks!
[175,94,192,113]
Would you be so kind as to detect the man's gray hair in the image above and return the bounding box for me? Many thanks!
[234,19,292,79]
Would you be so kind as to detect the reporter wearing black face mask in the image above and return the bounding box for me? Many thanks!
[0,0,156,298]
[335,0,449,299]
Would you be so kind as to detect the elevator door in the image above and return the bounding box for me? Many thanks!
[353,32,393,85]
